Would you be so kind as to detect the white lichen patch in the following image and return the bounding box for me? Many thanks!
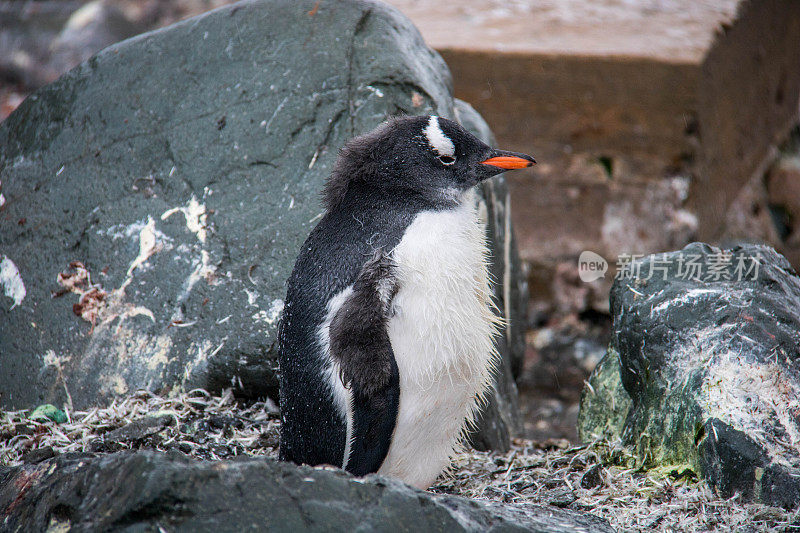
[649,288,723,316]
[116,306,156,324]
[126,217,162,277]
[85,321,173,397]
[159,196,218,303]
[366,85,384,97]
[42,349,73,408]
[245,288,259,307]
[57,261,108,328]
[252,298,284,326]
[702,355,800,468]
[98,218,172,244]
[94,217,173,316]
[57,258,157,334]
[180,339,215,386]
[178,250,217,303]
[269,299,284,321]
[145,334,173,371]
[161,196,208,243]
[0,255,26,309]
[43,349,69,367]
[103,375,129,396]
[73,198,219,388]
[95,288,156,332]
[94,209,216,328]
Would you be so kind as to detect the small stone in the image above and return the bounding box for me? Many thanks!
[543,477,565,489]
[207,416,244,431]
[209,444,231,457]
[165,447,189,460]
[12,424,35,437]
[29,405,67,424]
[581,464,606,489]
[257,432,279,449]
[511,476,535,492]
[21,446,56,464]
[548,488,577,508]
[102,415,172,444]
[88,439,123,453]
[569,456,587,471]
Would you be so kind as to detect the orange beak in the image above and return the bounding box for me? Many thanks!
[480,155,536,170]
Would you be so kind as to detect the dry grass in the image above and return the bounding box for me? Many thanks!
[0,389,280,464]
[2,390,798,532]
[433,441,800,532]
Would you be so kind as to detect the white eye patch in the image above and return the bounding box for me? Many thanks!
[424,116,455,158]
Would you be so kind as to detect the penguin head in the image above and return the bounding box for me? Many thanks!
[323,115,535,209]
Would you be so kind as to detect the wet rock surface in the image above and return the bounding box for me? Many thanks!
[0,0,524,451]
[0,0,446,407]
[579,242,800,508]
[0,450,614,533]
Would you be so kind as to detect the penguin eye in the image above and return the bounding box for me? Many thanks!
[438,155,456,165]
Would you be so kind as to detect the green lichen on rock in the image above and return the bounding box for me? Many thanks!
[619,369,704,473]
[577,348,630,443]
[578,243,800,508]
[29,404,68,424]
[579,347,701,473]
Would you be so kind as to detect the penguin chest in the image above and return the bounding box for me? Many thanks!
[378,196,499,488]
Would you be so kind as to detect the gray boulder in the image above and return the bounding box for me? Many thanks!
[579,242,800,508]
[0,0,523,450]
[0,451,614,532]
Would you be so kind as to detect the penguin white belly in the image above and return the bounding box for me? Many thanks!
[378,193,499,489]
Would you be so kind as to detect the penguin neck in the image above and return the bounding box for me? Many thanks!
[438,186,475,208]
[339,181,472,215]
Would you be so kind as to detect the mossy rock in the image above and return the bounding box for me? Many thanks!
[579,242,800,508]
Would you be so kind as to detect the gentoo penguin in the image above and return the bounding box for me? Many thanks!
[278,115,534,489]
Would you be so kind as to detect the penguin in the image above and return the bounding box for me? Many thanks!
[278,115,534,489]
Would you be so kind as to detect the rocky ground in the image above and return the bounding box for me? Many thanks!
[2,389,798,532]
[518,312,610,442]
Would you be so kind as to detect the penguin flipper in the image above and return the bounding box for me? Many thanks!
[329,250,399,476]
